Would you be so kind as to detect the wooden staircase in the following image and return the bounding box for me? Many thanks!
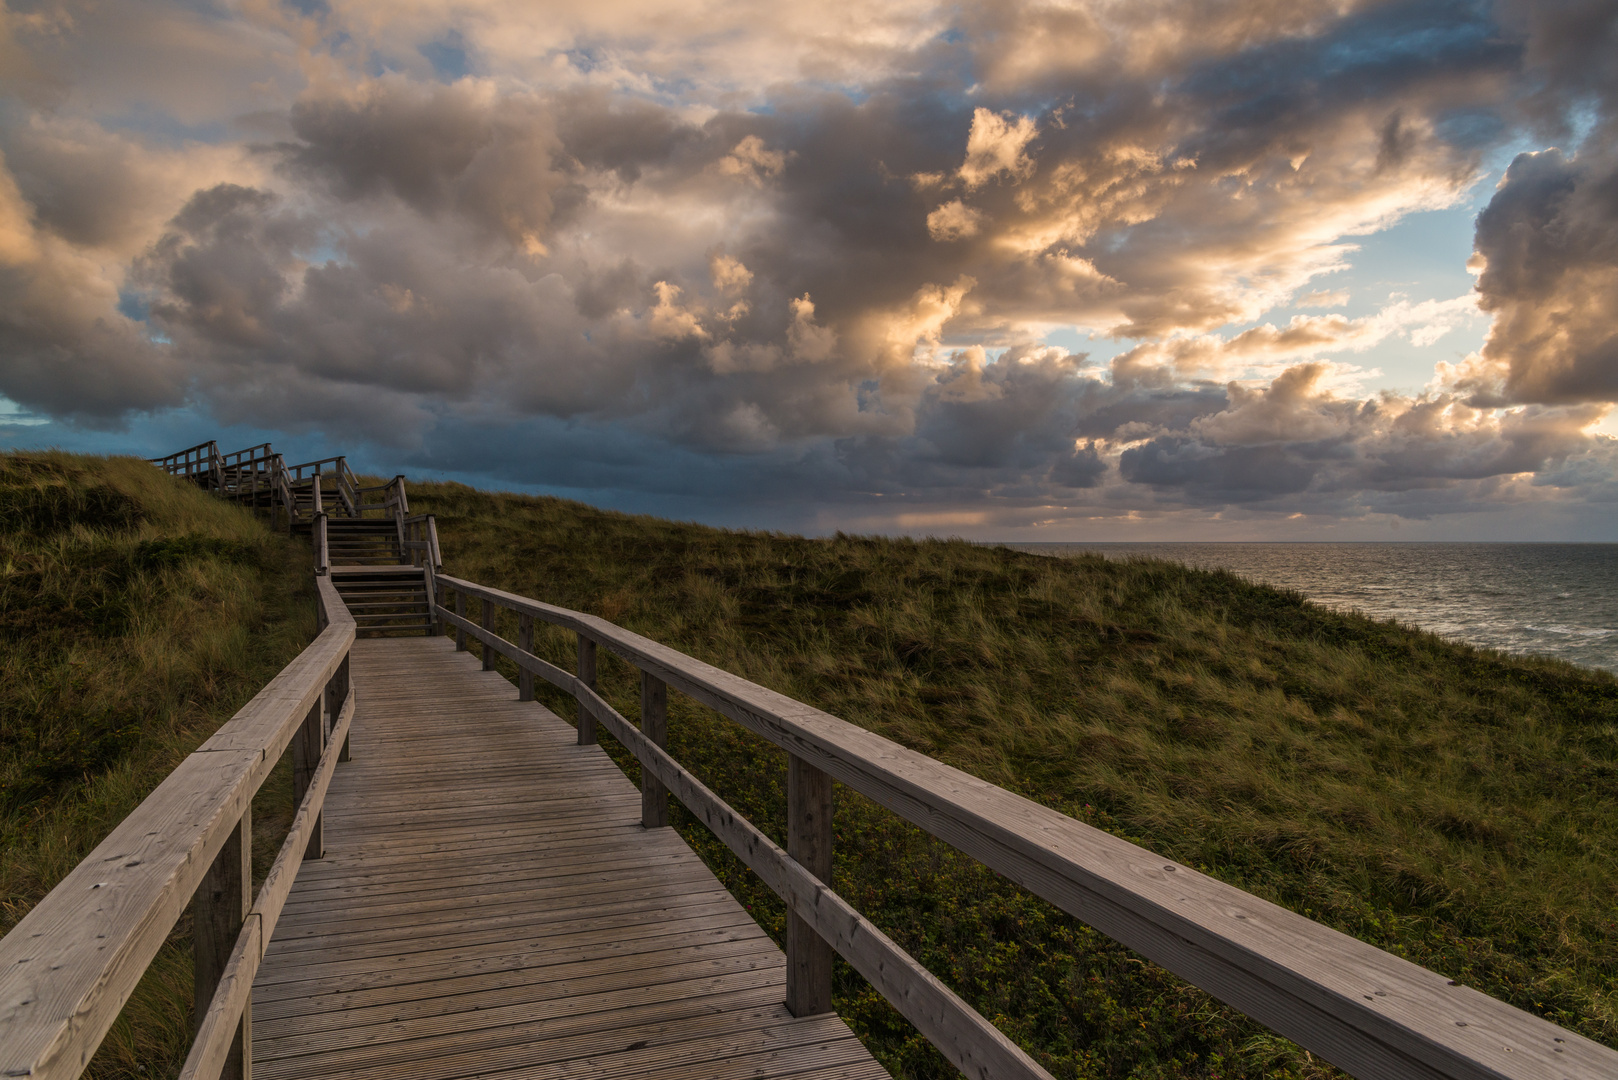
[154,440,442,639]
[329,567,433,637]
[325,518,402,565]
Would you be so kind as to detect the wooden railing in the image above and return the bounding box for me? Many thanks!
[352,473,407,518]
[0,578,356,1080]
[314,512,330,575]
[152,440,223,489]
[153,443,421,537]
[279,455,352,519]
[432,573,1617,1080]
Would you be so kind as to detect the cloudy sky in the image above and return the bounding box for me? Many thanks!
[2,0,1616,538]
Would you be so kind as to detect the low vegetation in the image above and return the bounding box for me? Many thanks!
[0,452,314,1077]
[6,457,1614,1080]
[408,481,1618,1080]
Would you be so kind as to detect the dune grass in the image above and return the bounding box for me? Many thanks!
[0,451,315,1078]
[7,459,1613,1079]
[407,480,1618,1080]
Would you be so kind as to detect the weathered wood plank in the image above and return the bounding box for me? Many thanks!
[250,937,781,1020]
[249,636,882,1080]
[179,682,355,1080]
[641,671,669,829]
[786,755,833,1019]
[191,806,251,1080]
[252,965,788,1059]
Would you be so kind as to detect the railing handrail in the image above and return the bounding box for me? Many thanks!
[281,455,346,476]
[149,440,218,469]
[0,583,356,1080]
[431,572,1616,1080]
[218,443,274,466]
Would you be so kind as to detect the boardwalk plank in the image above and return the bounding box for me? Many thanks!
[250,636,884,1079]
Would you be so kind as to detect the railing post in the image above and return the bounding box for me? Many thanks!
[577,635,597,745]
[454,590,466,651]
[517,614,534,701]
[192,807,251,1080]
[786,754,834,1017]
[481,598,495,671]
[640,671,668,828]
[292,697,325,859]
[328,653,351,763]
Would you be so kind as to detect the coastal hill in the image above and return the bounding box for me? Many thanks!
[4,452,1615,1079]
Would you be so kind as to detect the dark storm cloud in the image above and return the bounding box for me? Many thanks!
[3,0,1617,528]
[1467,146,1618,405]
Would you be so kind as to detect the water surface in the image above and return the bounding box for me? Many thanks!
[1008,543,1618,672]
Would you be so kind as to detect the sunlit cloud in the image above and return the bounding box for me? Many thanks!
[1,0,1615,535]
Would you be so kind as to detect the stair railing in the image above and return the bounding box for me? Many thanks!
[314,513,329,576]
[270,454,294,532]
[431,573,1618,1080]
[335,458,360,518]
[215,444,277,509]
[150,440,222,491]
[401,512,441,627]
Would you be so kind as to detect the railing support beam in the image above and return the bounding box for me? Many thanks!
[329,654,351,763]
[786,754,834,1017]
[640,672,668,828]
[192,807,251,1080]
[481,598,495,671]
[517,614,534,701]
[454,591,466,651]
[577,635,597,745]
[291,698,324,860]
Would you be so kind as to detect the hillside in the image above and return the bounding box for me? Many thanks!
[4,458,1615,1080]
[407,480,1618,1080]
[0,452,314,1077]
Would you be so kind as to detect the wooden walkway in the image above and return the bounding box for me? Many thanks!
[250,635,885,1080]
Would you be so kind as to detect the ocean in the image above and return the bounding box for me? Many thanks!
[1007,543,1618,673]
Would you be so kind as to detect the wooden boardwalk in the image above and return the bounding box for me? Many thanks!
[250,635,885,1080]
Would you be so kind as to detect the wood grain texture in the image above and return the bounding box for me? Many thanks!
[577,634,598,745]
[641,671,668,829]
[518,613,534,702]
[180,683,357,1080]
[191,806,251,1080]
[434,573,1618,1080]
[250,635,882,1080]
[786,756,833,1019]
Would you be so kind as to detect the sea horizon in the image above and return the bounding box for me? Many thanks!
[1002,540,1618,672]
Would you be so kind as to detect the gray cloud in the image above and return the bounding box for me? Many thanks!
[1468,146,1618,405]
[3,0,1617,529]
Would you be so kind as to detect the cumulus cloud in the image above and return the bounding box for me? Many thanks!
[3,0,1617,531]
[927,199,984,241]
[958,108,1038,189]
[1465,146,1618,405]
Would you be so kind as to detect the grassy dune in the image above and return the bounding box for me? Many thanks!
[409,480,1618,1080]
[0,452,314,1077]
[5,458,1614,1080]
